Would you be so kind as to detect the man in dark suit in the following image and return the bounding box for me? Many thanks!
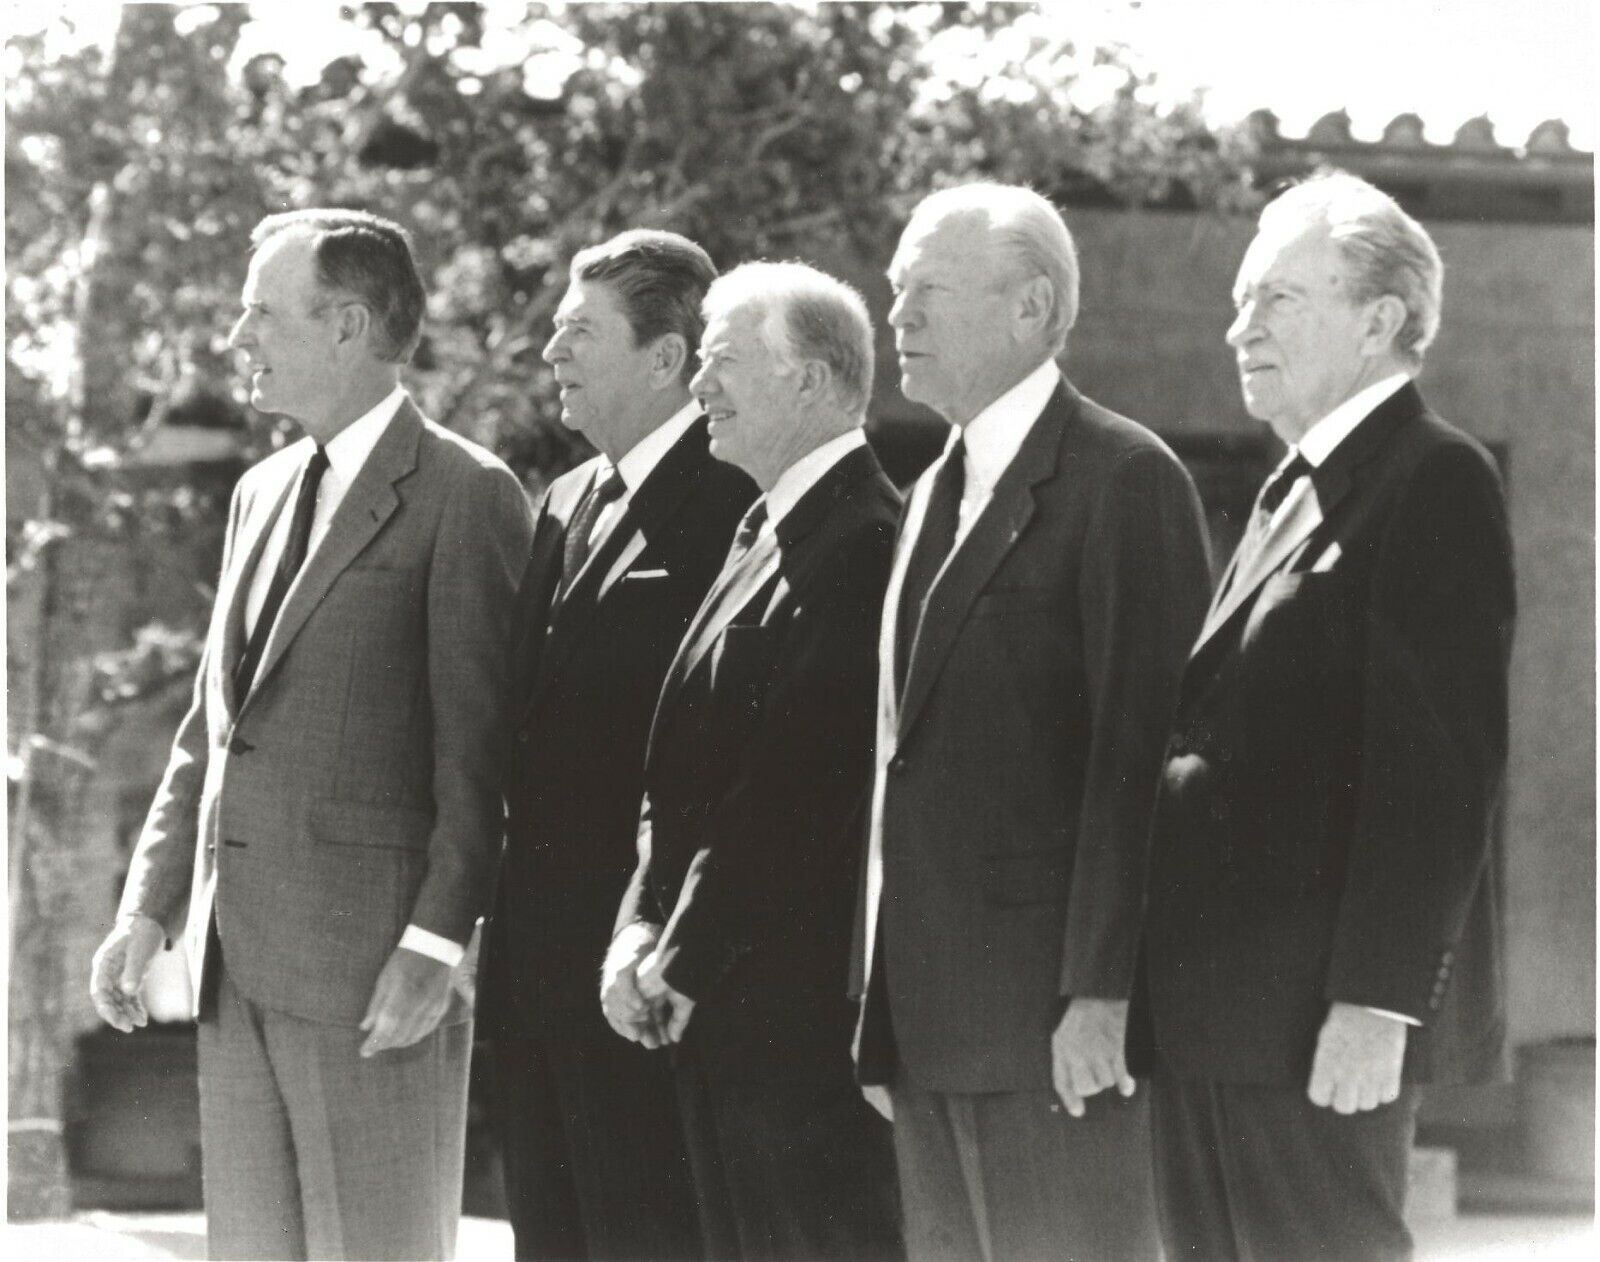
[478,230,754,1260]
[604,261,903,1261]
[1130,171,1516,1260]
[89,211,534,1260]
[853,183,1213,1260]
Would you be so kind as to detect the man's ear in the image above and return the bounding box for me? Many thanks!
[651,333,688,387]
[1361,294,1408,358]
[334,301,372,349]
[1014,274,1055,343]
[797,358,832,404]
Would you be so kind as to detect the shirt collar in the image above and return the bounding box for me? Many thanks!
[613,400,700,493]
[953,358,1061,491]
[1295,373,1411,468]
[323,385,406,483]
[765,428,868,531]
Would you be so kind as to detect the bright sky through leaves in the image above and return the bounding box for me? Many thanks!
[7,1,1593,149]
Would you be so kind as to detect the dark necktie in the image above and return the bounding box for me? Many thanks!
[235,445,329,699]
[724,498,769,569]
[895,435,966,699]
[558,465,625,598]
[1225,452,1312,596]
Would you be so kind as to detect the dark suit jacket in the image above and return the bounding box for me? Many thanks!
[618,442,901,1085]
[118,399,534,1025]
[1129,382,1516,1086]
[854,380,1213,1093]
[480,417,755,1033]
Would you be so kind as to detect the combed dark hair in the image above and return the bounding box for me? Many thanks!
[251,209,427,363]
[570,230,717,386]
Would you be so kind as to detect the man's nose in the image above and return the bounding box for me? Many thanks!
[1225,303,1257,349]
[542,327,567,364]
[888,291,914,330]
[227,313,251,349]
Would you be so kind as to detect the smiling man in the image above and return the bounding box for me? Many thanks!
[1129,171,1517,1260]
[89,210,533,1260]
[477,229,754,1261]
[604,261,903,1260]
[853,183,1212,1261]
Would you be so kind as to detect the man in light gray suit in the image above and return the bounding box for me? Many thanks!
[88,210,534,1261]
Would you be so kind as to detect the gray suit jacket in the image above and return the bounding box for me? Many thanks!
[118,397,534,1026]
[854,380,1213,1092]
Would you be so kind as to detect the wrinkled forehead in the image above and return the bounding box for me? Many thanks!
[701,302,765,356]
[1234,218,1338,295]
[244,230,318,301]
[891,207,997,279]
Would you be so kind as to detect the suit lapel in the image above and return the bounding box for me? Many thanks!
[530,422,713,711]
[215,458,300,718]
[240,400,421,710]
[655,444,878,733]
[895,382,1071,742]
[1189,381,1422,661]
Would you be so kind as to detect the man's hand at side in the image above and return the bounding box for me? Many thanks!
[636,947,695,1045]
[602,922,667,1047]
[1051,996,1136,1118]
[89,914,165,1033]
[359,946,454,1058]
[1308,1002,1408,1113]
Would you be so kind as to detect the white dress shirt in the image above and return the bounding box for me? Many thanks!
[759,427,868,536]
[244,386,406,638]
[949,358,1061,544]
[582,401,702,594]
[1262,373,1410,532]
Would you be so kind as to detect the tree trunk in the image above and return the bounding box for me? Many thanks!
[7,8,139,1216]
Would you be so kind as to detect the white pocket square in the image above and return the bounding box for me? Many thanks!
[626,568,670,580]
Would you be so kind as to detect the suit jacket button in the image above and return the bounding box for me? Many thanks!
[517,729,530,744]
[888,756,908,775]
[228,735,254,755]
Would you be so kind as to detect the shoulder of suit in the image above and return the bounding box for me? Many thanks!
[1058,388,1188,472]
[412,409,522,484]
[1387,404,1503,489]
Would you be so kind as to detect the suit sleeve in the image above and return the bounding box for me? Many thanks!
[116,477,248,938]
[1059,445,1213,999]
[406,457,536,944]
[1325,443,1514,1019]
[656,514,897,1001]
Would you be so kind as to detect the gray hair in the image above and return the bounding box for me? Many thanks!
[702,261,876,415]
[905,182,1080,352]
[251,209,426,363]
[1260,170,1443,368]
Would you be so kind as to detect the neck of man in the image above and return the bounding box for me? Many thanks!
[300,368,402,445]
[597,384,693,465]
[950,343,1055,429]
[749,409,857,494]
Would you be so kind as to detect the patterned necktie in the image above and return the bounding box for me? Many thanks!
[235,445,329,698]
[895,435,966,699]
[1224,452,1312,597]
[558,465,625,598]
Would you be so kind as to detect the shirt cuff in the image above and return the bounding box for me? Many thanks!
[398,925,465,967]
[1363,1005,1422,1027]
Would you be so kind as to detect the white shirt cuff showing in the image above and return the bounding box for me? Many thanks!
[398,924,466,967]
